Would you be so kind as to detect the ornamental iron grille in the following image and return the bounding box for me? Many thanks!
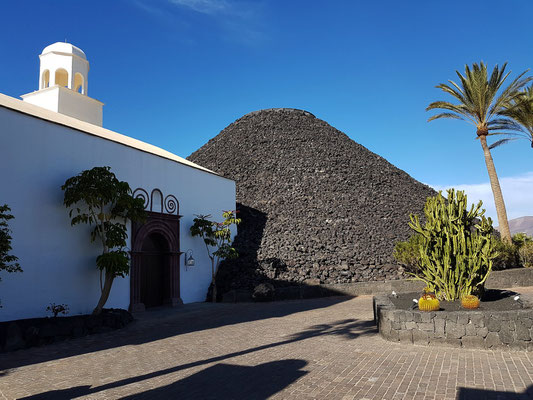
[132,188,179,215]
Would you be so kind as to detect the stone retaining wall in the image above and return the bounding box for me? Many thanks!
[322,267,533,297]
[373,295,533,351]
[0,308,133,353]
[222,268,533,302]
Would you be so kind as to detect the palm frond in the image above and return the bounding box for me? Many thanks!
[500,84,533,140]
[456,68,477,113]
[428,62,533,141]
[436,82,467,105]
[491,69,532,117]
[426,101,477,125]
[427,112,463,121]
[486,131,524,137]
[487,118,522,131]
[488,138,516,149]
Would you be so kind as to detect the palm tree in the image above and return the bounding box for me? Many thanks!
[426,62,531,243]
[500,85,533,148]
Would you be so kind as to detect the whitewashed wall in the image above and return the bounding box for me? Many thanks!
[0,106,235,322]
[22,87,104,126]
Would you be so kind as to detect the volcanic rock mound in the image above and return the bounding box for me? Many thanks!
[188,108,435,294]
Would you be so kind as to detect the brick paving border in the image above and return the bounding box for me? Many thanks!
[2,288,533,399]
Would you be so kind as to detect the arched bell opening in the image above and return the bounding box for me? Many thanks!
[41,69,50,89]
[55,68,68,87]
[74,72,85,94]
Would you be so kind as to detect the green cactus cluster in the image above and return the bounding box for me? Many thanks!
[409,189,496,301]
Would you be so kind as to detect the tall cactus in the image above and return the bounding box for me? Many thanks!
[409,189,496,301]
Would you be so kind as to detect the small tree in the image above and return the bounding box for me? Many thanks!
[0,204,22,307]
[519,242,533,268]
[62,167,145,315]
[190,211,240,302]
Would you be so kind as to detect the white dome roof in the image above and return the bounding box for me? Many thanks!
[41,42,87,60]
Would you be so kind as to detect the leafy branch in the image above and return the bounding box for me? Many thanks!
[190,211,240,302]
[62,167,146,314]
[0,204,22,308]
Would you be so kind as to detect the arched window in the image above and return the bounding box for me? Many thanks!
[151,189,163,213]
[74,73,85,94]
[41,70,50,89]
[55,68,68,87]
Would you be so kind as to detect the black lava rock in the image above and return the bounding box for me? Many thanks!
[0,308,133,353]
[188,108,435,294]
[252,283,275,302]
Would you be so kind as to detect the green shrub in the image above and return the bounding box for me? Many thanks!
[519,242,533,268]
[408,189,496,301]
[393,234,423,273]
[512,232,533,248]
[492,233,533,270]
[491,237,519,270]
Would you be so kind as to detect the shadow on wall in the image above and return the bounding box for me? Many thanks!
[457,385,533,399]
[214,203,349,302]
[214,203,269,297]
[17,318,375,399]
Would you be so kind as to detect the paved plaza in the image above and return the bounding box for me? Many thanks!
[2,289,533,399]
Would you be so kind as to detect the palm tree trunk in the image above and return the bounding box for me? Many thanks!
[479,135,512,243]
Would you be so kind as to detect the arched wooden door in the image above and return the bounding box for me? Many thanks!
[130,189,182,312]
[140,232,170,308]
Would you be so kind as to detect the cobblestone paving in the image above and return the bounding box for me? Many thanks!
[2,288,533,399]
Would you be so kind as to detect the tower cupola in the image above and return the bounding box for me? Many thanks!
[39,42,89,94]
[21,42,103,126]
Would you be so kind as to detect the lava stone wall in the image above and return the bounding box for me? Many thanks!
[189,108,436,294]
[374,296,533,351]
[1,309,132,353]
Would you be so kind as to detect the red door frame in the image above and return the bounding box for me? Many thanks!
[130,211,182,312]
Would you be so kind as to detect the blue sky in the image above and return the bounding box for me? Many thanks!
[0,0,532,219]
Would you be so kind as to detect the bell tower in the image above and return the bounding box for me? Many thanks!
[21,42,103,126]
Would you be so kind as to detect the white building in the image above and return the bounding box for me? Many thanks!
[0,43,236,322]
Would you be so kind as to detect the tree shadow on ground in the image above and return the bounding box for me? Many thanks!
[457,385,533,399]
[120,360,308,400]
[18,318,374,399]
[19,360,307,400]
[1,296,353,371]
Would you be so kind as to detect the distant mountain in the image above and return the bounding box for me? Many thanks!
[498,216,533,236]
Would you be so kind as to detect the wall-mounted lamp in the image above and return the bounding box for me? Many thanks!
[185,249,195,270]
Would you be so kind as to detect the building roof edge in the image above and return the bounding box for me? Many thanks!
[0,92,231,181]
